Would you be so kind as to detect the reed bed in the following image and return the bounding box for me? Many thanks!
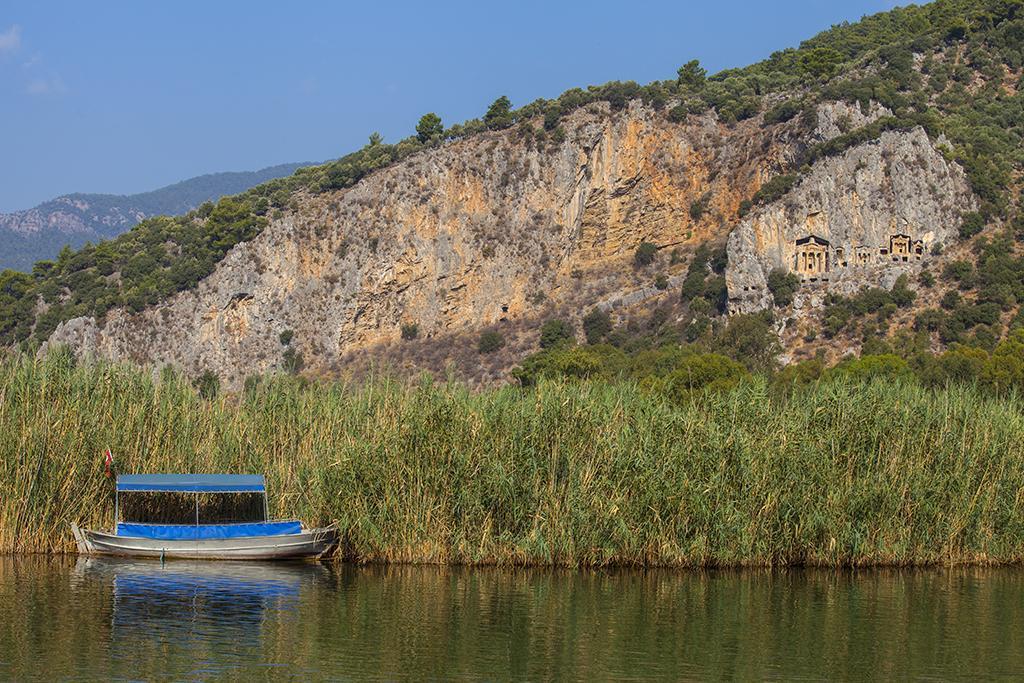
[2,352,1024,566]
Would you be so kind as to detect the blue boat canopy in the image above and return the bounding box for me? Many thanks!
[117,474,266,493]
[117,521,300,540]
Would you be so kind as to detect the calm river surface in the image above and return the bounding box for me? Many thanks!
[1,556,1023,681]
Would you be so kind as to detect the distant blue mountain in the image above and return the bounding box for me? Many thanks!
[0,162,315,271]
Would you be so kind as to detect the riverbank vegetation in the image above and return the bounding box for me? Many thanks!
[3,350,1024,567]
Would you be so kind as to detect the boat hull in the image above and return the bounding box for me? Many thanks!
[72,523,338,561]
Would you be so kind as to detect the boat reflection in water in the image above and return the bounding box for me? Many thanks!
[73,556,334,673]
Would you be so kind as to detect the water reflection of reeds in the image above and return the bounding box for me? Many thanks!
[2,559,1024,679]
[275,565,1024,680]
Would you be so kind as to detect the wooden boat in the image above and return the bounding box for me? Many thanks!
[72,474,338,561]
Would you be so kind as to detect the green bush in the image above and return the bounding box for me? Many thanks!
[915,308,945,332]
[773,359,824,387]
[826,354,912,382]
[667,104,689,123]
[512,344,629,386]
[719,312,781,372]
[282,347,305,375]
[543,105,561,131]
[959,211,987,239]
[929,346,990,386]
[798,47,845,78]
[822,275,917,337]
[484,96,513,130]
[702,276,728,314]
[689,196,709,221]
[684,315,711,342]
[582,309,612,345]
[0,270,35,345]
[478,330,505,354]
[890,274,916,307]
[982,330,1024,394]
[664,353,748,399]
[689,297,711,316]
[766,268,800,307]
[415,113,443,143]
[193,371,220,399]
[634,242,658,267]
[763,98,802,125]
[676,60,707,90]
[401,323,419,341]
[944,260,975,288]
[679,245,714,303]
[539,319,574,349]
[600,81,642,111]
[751,174,798,207]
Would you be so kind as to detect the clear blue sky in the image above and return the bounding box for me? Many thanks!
[0,0,905,212]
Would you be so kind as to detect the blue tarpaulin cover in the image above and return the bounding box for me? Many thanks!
[117,474,265,493]
[116,521,302,540]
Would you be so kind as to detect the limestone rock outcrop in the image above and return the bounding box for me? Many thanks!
[813,100,892,142]
[47,103,788,385]
[725,127,974,314]
[43,103,976,384]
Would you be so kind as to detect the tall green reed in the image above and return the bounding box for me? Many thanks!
[2,351,1023,566]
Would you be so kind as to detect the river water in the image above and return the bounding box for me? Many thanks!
[0,556,1022,680]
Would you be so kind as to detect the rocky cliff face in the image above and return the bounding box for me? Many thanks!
[812,100,892,143]
[48,103,798,385]
[725,126,974,315]
[46,102,975,386]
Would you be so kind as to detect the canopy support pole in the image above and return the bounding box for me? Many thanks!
[195,492,199,527]
[263,492,269,522]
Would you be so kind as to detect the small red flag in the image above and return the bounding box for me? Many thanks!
[104,448,114,478]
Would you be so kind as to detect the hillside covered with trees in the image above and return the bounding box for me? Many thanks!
[0,0,1022,391]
